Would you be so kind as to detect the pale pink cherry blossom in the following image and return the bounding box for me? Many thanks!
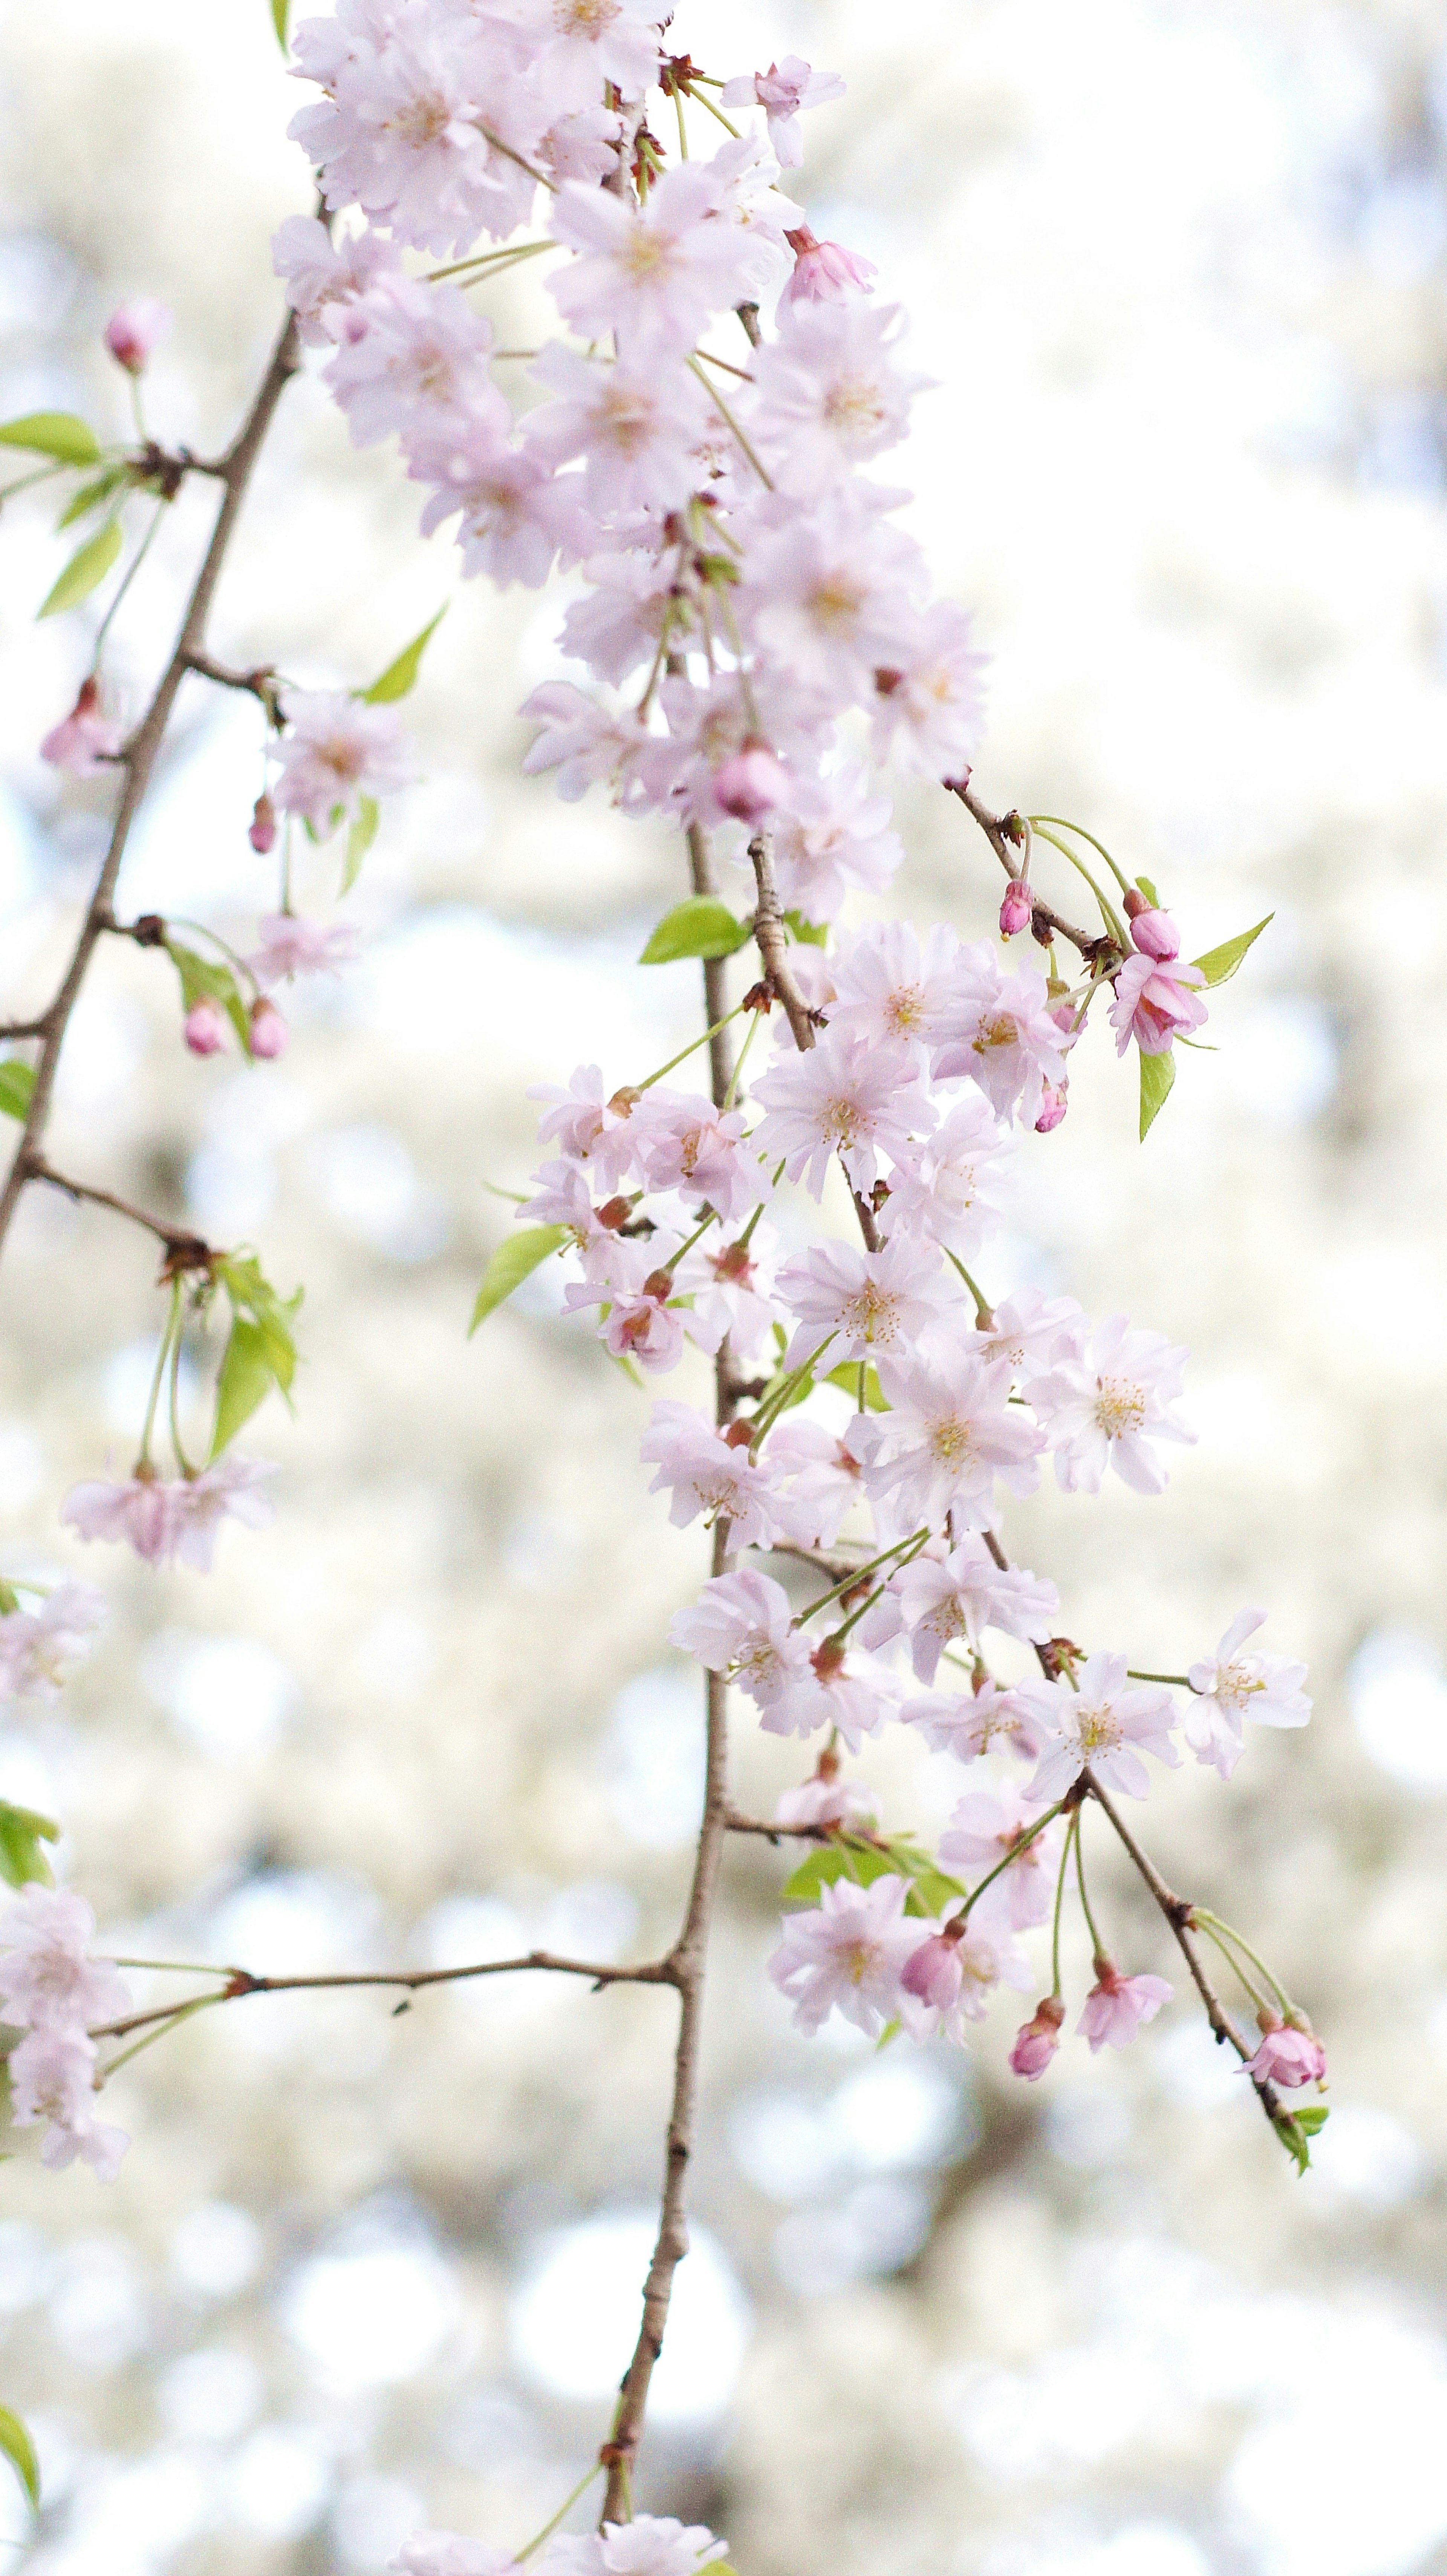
[558,552,682,686]
[248,999,289,1060]
[564,1242,684,1375]
[104,297,170,373]
[751,1026,927,1201]
[1244,2011,1326,2089]
[776,1235,950,1371]
[639,1401,795,1553]
[540,104,625,187]
[1010,1994,1065,2078]
[516,1160,619,1253]
[249,913,361,985]
[768,1873,919,2037]
[528,1064,644,1191]
[272,212,401,345]
[877,1095,1015,1261]
[668,1568,809,1712]
[712,744,794,826]
[864,1343,1044,1527]
[776,1752,877,1830]
[750,300,928,487]
[1034,1079,1069,1133]
[40,676,123,777]
[767,766,903,922]
[1022,1652,1178,1804]
[762,1415,870,1550]
[900,1925,967,2012]
[512,0,665,109]
[1108,947,1208,1057]
[524,343,709,517]
[272,688,413,831]
[325,276,505,450]
[902,1676,1046,1765]
[781,224,878,308]
[0,1885,132,2031]
[7,2028,128,2179]
[646,666,829,833]
[548,161,759,358]
[1122,894,1183,960]
[61,1456,276,1573]
[520,681,656,807]
[930,944,1070,1127]
[741,494,921,703]
[870,597,987,781]
[900,1917,1032,2038]
[889,1538,1058,1683]
[1030,1312,1194,1497]
[184,1000,228,1058]
[825,919,961,1055]
[635,1091,758,1221]
[757,1631,896,1752]
[1184,1610,1311,1780]
[1078,1961,1173,2051]
[0,1580,106,1704]
[390,2533,518,2576]
[971,1287,1086,1383]
[596,2517,728,2576]
[720,57,847,166]
[938,1784,1061,1932]
[411,417,575,590]
[696,134,806,294]
[672,1228,784,1363]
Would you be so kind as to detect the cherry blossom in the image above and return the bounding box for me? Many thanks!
[1245,2011,1326,2089]
[1010,1995,1065,2079]
[740,493,920,701]
[900,1918,1031,2037]
[758,1631,896,1751]
[865,1343,1043,1527]
[104,297,170,372]
[750,300,928,485]
[8,2029,128,2178]
[515,0,665,110]
[635,1092,757,1220]
[273,212,401,345]
[40,676,123,777]
[1184,1609,1311,1779]
[0,1886,131,2031]
[720,57,846,167]
[776,1761,877,1830]
[272,688,413,830]
[751,1026,926,1199]
[971,1288,1085,1382]
[564,1244,685,1374]
[326,275,505,451]
[877,1094,1014,1259]
[525,342,708,515]
[0,1581,105,1703]
[768,1873,919,2037]
[549,162,757,357]
[776,1235,948,1369]
[413,421,574,588]
[902,1677,1045,1766]
[640,1403,794,1552]
[930,943,1069,1125]
[781,226,878,308]
[672,1230,783,1362]
[184,1000,227,1058]
[826,919,961,1054]
[1022,1652,1178,1803]
[669,1569,809,1711]
[1108,948,1208,1057]
[61,1458,277,1572]
[1078,1962,1173,2051]
[390,2536,517,2576]
[250,913,361,984]
[938,1785,1060,1931]
[521,682,655,804]
[762,1415,870,1549]
[1031,1313,1194,1496]
[528,1064,642,1190]
[888,1537,1057,1681]
[870,598,987,780]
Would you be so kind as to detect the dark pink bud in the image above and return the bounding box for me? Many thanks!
[1245,2010,1326,2089]
[248,792,277,855]
[184,999,227,1058]
[999,878,1032,939]
[248,998,288,1060]
[104,298,171,375]
[1034,1081,1068,1134]
[713,744,790,824]
[1129,907,1180,962]
[901,1933,964,2011]
[1009,1995,1064,2080]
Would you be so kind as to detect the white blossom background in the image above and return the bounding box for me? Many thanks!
[1,0,1445,2571]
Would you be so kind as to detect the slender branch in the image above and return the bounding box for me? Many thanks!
[89,1946,678,2043]
[747,830,817,1051]
[724,1808,828,1842]
[25,1158,213,1265]
[945,778,1116,963]
[184,649,279,710]
[0,309,301,1258]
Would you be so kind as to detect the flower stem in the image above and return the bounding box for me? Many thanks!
[515,2461,604,2561]
[962,1801,1064,1922]
[1073,1812,1107,1959]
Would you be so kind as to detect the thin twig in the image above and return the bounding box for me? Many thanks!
[945,778,1116,963]
[25,1159,213,1263]
[90,1947,678,2044]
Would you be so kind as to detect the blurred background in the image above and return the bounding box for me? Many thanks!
[1,0,1447,2570]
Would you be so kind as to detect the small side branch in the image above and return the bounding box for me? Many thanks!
[748,830,817,1051]
[25,1157,213,1267]
[90,1946,679,2044]
[946,779,1115,962]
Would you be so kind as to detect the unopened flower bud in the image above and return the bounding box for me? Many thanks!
[1035,1081,1068,1133]
[901,1931,964,2011]
[596,1195,631,1231]
[104,298,171,375]
[1245,2008,1326,2089]
[1009,1995,1064,2080]
[1129,906,1181,962]
[184,999,227,1058]
[248,997,288,1059]
[999,878,1032,939]
[641,1268,673,1303]
[781,224,878,307]
[248,792,277,855]
[722,1418,755,1449]
[713,743,789,824]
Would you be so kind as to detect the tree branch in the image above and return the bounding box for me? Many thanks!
[748,829,817,1051]
[945,778,1117,963]
[90,1946,680,2045]
[24,1158,214,1266]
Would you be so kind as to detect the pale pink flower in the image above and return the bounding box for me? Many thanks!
[776,1765,877,1830]
[104,297,170,373]
[999,878,1032,938]
[184,1000,228,1057]
[525,342,707,516]
[411,417,574,589]
[8,2028,128,2178]
[768,1873,919,2037]
[751,1026,927,1200]
[901,1919,1032,2038]
[513,0,664,108]
[669,1569,809,1711]
[890,1539,1058,1683]
[761,1416,870,1550]
[1184,1610,1311,1779]
[939,1784,1060,1931]
[518,1159,619,1250]
[696,133,805,297]
[878,1095,1015,1260]
[901,1927,966,2011]
[520,682,655,806]
[324,275,504,451]
[751,300,926,488]
[972,1288,1086,1383]
[0,1580,106,1704]
[870,598,987,781]
[865,1343,1044,1527]
[672,1228,784,1363]
[931,944,1069,1127]
[741,493,919,702]
[1124,899,1182,960]
[1078,1963,1173,2051]
[273,689,413,831]
[758,1633,896,1752]
[711,745,793,825]
[767,766,902,922]
[720,57,846,166]
[549,161,758,358]
[776,1235,949,1371]
[781,225,878,307]
[646,666,829,833]
[1030,1313,1194,1497]
[249,793,277,854]
[248,999,288,1060]
[1022,1651,1178,1804]
[826,919,959,1054]
[902,1677,1045,1766]
[0,1886,132,2031]
[1010,1995,1065,2078]
[1108,949,1208,1057]
[272,212,401,346]
[1035,1080,1068,1133]
[565,1244,685,1375]
[249,913,361,985]
[528,1064,644,1191]
[390,2534,517,2576]
[61,1456,276,1573]
[640,1402,794,1552]
[558,551,679,686]
[1245,2012,1326,2089]
[635,1092,757,1222]
[597,2517,727,2576]
[40,676,122,777]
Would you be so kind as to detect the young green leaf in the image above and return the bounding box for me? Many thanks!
[211,1317,283,1457]
[0,1803,60,1891]
[1273,2106,1329,2176]
[782,908,829,948]
[271,0,291,47]
[1138,1047,1175,1141]
[0,2408,39,2513]
[639,896,750,965]
[360,606,447,704]
[781,1841,896,1907]
[469,1224,569,1333]
[341,793,380,894]
[0,411,101,467]
[0,1061,35,1122]
[1134,874,1159,905]
[57,464,130,530]
[38,516,122,619]
[1192,912,1273,989]
[823,1360,887,1411]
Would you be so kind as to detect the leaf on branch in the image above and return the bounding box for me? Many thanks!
[823,1360,887,1411]
[167,940,253,1056]
[271,0,291,48]
[0,411,101,467]
[781,1834,964,1921]
[0,1802,60,1890]
[208,1254,303,1459]
[0,2408,39,2514]
[1274,2103,1328,2175]
[0,1061,35,1122]
[341,794,379,893]
[639,897,750,965]
[57,465,129,530]
[1138,1048,1175,1141]
[469,1224,569,1334]
[1192,913,1273,988]
[782,909,829,948]
[1134,874,1159,905]
[37,516,122,620]
[360,606,447,704]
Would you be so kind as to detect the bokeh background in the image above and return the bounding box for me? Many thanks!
[2,0,1447,2570]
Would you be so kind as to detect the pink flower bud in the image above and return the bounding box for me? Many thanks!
[39,675,123,779]
[713,744,790,824]
[103,298,172,376]
[248,792,277,855]
[1034,1081,1068,1133]
[999,878,1032,939]
[1245,2010,1326,2089]
[1009,1995,1064,2080]
[183,999,227,1057]
[781,224,878,307]
[248,998,289,1060]
[901,1932,964,2012]
[1129,906,1181,962]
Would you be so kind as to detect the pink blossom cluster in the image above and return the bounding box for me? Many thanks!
[0,1579,105,1704]
[0,1887,132,2178]
[393,2511,727,2576]
[61,1455,276,1572]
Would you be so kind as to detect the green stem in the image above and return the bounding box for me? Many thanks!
[166,914,262,998]
[687,354,772,489]
[749,1335,835,1443]
[722,1002,760,1112]
[0,459,69,507]
[99,1990,226,2079]
[1029,825,1129,950]
[1029,814,1134,898]
[1195,1918,1272,2016]
[962,1801,1064,1923]
[424,239,553,282]
[91,499,166,668]
[678,78,740,135]
[1049,1818,1074,1996]
[944,1251,992,1321]
[1193,1908,1294,2014]
[1127,1668,1193,1686]
[474,125,557,192]
[107,1956,228,1974]
[167,1308,194,1477]
[659,1205,720,1277]
[137,1281,181,1472]
[515,2462,604,2561]
[665,71,690,160]
[795,1529,930,1626]
[1073,1813,1107,1960]
[828,1533,932,1646]
[636,1004,744,1093]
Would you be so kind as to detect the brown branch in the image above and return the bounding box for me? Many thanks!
[724,1808,827,1842]
[91,1947,679,2045]
[945,778,1118,964]
[747,829,817,1051]
[184,649,280,712]
[0,308,301,1258]
[25,1158,213,1267]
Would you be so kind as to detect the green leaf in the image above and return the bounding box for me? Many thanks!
[823,1361,887,1412]
[783,909,828,948]
[0,2408,39,2514]
[639,897,750,965]
[360,606,447,704]
[271,0,291,46]
[469,1224,569,1333]
[37,515,122,619]
[781,1835,965,1922]
[1294,2104,1330,2137]
[1273,2110,1319,2176]
[208,1256,302,1458]
[210,1317,282,1458]
[0,1803,60,1891]
[1138,1047,1175,1141]
[166,942,252,1056]
[0,410,101,466]
[57,464,129,530]
[0,1061,35,1122]
[341,794,379,894]
[1134,874,1159,905]
[1192,912,1273,989]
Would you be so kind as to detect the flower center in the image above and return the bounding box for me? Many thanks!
[841,1281,899,1344]
[390,90,453,149]
[884,983,925,1033]
[1093,1375,1146,1438]
[819,1095,865,1150]
[974,1012,1019,1055]
[928,1415,974,1466]
[1074,1702,1120,1754]
[805,575,865,634]
[554,0,618,29]
[598,385,656,453]
[317,735,367,783]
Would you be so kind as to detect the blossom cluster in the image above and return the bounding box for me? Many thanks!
[395,2511,727,2576]
[0,1887,132,2178]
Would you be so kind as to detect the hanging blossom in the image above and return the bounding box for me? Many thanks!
[61,1459,277,1572]
[271,689,415,830]
[0,1581,106,1703]
[0,1887,132,2178]
[1184,1610,1312,1779]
